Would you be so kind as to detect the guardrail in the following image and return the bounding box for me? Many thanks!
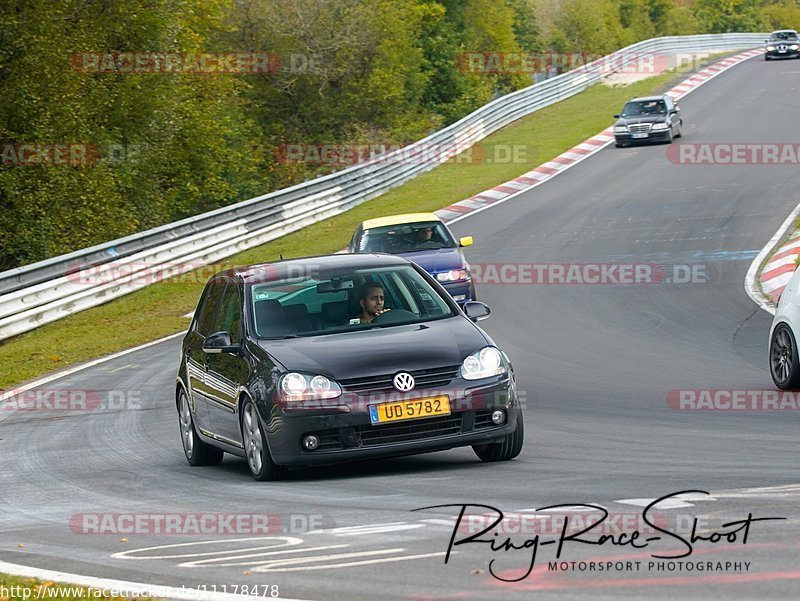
[0,33,767,341]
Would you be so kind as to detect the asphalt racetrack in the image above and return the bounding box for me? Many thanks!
[2,54,800,600]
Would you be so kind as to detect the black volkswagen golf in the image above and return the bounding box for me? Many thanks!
[176,253,523,480]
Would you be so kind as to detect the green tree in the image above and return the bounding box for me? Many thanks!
[663,4,703,35]
[645,0,675,35]
[507,0,542,53]
[694,0,764,32]
[0,0,264,267]
[760,0,800,31]
[617,0,657,45]
[549,0,624,54]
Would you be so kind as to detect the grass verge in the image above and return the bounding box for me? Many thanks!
[0,57,726,388]
[0,574,158,600]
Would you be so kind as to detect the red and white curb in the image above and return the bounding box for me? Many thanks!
[760,232,800,303]
[745,202,800,315]
[436,48,763,225]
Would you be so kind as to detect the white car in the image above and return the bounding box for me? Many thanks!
[769,267,800,388]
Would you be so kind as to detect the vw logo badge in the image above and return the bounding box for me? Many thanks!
[393,372,415,392]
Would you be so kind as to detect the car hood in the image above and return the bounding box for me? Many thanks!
[259,316,488,380]
[396,248,465,273]
[616,115,668,126]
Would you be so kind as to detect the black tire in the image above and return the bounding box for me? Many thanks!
[241,399,285,481]
[765,55,771,61]
[473,411,524,462]
[178,389,224,466]
[770,324,800,389]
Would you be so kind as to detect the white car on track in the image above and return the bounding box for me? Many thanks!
[769,267,800,388]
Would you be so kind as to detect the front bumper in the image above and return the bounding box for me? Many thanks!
[264,377,520,466]
[765,49,800,59]
[615,130,671,144]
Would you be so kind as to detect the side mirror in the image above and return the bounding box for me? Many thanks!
[463,301,490,322]
[613,114,621,119]
[202,331,239,354]
[459,236,474,247]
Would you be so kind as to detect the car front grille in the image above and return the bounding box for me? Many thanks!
[355,414,463,447]
[627,123,652,133]
[340,365,460,393]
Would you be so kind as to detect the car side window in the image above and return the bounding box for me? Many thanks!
[216,283,243,343]
[196,279,226,337]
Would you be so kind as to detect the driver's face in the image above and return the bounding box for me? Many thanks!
[361,287,384,316]
[417,227,432,241]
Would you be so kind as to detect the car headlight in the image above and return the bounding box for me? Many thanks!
[651,122,668,130]
[460,347,507,380]
[280,372,342,401]
[767,45,776,51]
[613,126,628,133]
[436,269,469,282]
[791,44,799,50]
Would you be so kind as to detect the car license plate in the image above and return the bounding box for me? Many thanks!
[369,396,450,425]
[631,133,649,139]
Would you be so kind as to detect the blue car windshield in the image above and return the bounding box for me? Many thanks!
[247,264,456,338]
[359,221,458,253]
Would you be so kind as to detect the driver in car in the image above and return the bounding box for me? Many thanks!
[350,280,391,324]
[408,226,440,250]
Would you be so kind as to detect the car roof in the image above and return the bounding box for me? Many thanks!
[771,30,798,34]
[215,253,412,283]
[361,213,442,229]
[627,95,667,102]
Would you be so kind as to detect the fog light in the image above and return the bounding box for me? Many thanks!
[491,410,505,425]
[303,435,319,450]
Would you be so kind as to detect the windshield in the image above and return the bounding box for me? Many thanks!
[621,99,667,117]
[248,264,456,338]
[359,221,458,253]
[770,31,798,41]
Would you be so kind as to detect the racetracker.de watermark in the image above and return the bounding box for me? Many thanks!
[667,143,800,165]
[72,52,279,74]
[458,509,670,536]
[71,52,324,75]
[0,389,141,412]
[456,52,671,75]
[275,142,529,166]
[70,512,324,535]
[470,263,708,285]
[66,261,330,286]
[279,387,527,413]
[667,389,800,411]
[1,142,148,166]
